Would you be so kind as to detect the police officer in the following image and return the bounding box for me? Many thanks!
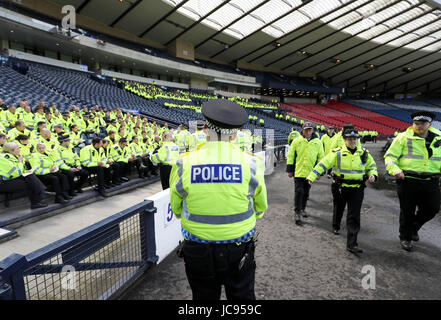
[384,111,441,252]
[321,126,335,178]
[307,129,377,254]
[288,128,300,145]
[170,99,267,300]
[188,121,207,152]
[0,142,47,210]
[150,132,179,190]
[286,122,324,225]
[55,135,89,195]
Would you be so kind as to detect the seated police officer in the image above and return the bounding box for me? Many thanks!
[307,129,378,254]
[55,135,89,195]
[0,142,47,210]
[170,100,268,300]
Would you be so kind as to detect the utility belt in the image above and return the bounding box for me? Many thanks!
[332,173,367,187]
[402,171,441,181]
[177,233,258,278]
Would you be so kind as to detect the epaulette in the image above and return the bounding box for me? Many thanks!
[331,147,341,153]
[4,154,10,159]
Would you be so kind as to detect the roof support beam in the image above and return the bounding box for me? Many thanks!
[77,0,92,14]
[368,55,441,91]
[317,5,434,76]
[210,0,315,60]
[239,0,360,63]
[341,27,441,88]
[109,0,143,28]
[281,0,405,71]
[194,0,271,49]
[296,1,429,74]
[138,0,192,38]
[264,0,394,68]
[388,62,441,91]
[164,0,232,46]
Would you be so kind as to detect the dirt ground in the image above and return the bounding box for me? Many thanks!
[122,142,441,300]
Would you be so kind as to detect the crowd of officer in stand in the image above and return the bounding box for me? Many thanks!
[286,110,441,254]
[0,98,266,210]
[0,99,193,209]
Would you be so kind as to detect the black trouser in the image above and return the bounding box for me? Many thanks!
[294,177,311,214]
[141,156,157,175]
[332,182,347,228]
[0,174,45,205]
[37,172,69,196]
[84,166,111,189]
[159,164,172,190]
[182,240,256,301]
[332,184,365,247]
[396,178,440,241]
[61,168,89,192]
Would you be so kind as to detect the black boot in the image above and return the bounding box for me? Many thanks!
[55,196,69,204]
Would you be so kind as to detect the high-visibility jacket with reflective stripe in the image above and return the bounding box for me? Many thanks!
[288,131,300,144]
[109,145,131,163]
[330,131,362,150]
[307,145,378,188]
[0,153,25,180]
[287,135,324,178]
[321,133,335,155]
[55,146,81,170]
[30,152,56,175]
[1,110,19,127]
[20,112,35,128]
[176,130,190,152]
[150,141,179,166]
[36,136,59,153]
[7,128,35,142]
[384,126,441,179]
[17,141,36,162]
[80,145,104,168]
[188,131,207,151]
[170,141,268,242]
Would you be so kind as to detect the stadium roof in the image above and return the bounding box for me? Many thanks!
[23,0,441,93]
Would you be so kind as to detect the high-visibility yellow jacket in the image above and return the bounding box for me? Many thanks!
[176,130,190,153]
[20,111,35,128]
[287,134,324,178]
[321,133,335,155]
[288,130,300,145]
[30,152,56,175]
[35,136,59,153]
[80,145,106,168]
[0,153,25,180]
[150,141,179,166]
[384,126,441,179]
[188,130,207,152]
[170,141,267,242]
[307,144,378,188]
[330,131,362,150]
[54,145,81,169]
[1,110,19,127]
[109,144,131,163]
[17,141,36,162]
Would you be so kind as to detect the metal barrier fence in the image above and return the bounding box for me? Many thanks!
[0,200,157,300]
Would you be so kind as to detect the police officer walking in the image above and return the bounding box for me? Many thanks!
[286,122,324,225]
[384,111,441,252]
[307,129,377,253]
[170,100,268,300]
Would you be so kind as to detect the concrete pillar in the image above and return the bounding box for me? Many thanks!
[190,77,208,90]
[167,39,194,61]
